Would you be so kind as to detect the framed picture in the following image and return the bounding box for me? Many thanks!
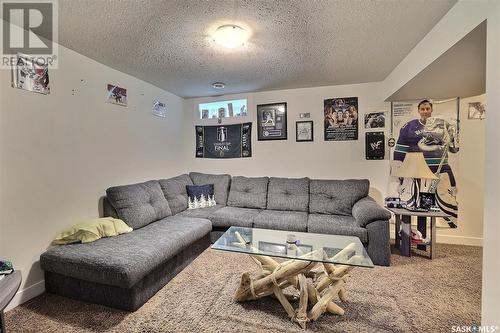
[257,102,287,140]
[296,121,313,142]
[324,97,358,141]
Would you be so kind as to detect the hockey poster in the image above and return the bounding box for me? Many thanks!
[11,53,50,95]
[324,97,358,141]
[195,123,252,158]
[390,99,460,226]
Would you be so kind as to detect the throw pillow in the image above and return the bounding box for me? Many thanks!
[52,217,133,245]
[186,184,216,209]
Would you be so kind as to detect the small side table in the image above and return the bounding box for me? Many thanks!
[0,271,22,333]
[387,208,449,259]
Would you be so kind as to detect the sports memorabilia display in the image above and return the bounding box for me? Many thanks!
[390,99,459,227]
[257,102,287,140]
[195,123,252,158]
[324,97,358,141]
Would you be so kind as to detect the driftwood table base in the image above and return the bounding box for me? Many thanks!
[233,232,361,329]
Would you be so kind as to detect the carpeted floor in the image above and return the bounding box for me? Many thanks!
[7,244,481,333]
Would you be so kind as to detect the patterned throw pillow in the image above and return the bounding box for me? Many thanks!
[186,184,216,209]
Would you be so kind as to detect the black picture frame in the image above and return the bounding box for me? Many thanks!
[296,121,314,142]
[257,102,287,141]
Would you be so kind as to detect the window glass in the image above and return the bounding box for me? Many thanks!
[198,99,247,119]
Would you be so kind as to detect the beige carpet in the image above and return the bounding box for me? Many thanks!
[7,244,481,332]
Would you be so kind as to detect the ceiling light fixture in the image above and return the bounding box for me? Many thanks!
[212,24,250,49]
[212,82,225,89]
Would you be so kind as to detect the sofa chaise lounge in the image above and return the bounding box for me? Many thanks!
[40,172,391,311]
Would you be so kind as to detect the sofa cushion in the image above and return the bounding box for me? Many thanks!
[176,204,223,219]
[253,210,308,232]
[40,216,211,288]
[307,214,368,243]
[106,180,172,229]
[186,184,216,209]
[267,177,310,212]
[309,179,369,216]
[158,174,193,215]
[227,176,269,209]
[210,206,261,228]
[189,172,231,206]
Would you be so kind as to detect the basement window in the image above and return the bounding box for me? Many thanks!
[198,99,247,119]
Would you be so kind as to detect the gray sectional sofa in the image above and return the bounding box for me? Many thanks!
[40,172,391,311]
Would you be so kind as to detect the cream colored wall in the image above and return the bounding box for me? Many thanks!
[0,43,185,307]
[437,94,485,245]
[182,83,391,203]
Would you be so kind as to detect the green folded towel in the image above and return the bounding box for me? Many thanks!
[52,217,133,245]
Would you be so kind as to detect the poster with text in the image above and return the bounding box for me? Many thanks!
[324,97,358,141]
[195,123,252,158]
[390,99,460,227]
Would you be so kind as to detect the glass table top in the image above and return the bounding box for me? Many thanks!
[211,226,374,268]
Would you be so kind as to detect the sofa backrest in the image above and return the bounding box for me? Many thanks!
[309,179,369,216]
[267,177,310,212]
[158,174,193,215]
[227,176,269,209]
[106,180,172,229]
[189,172,231,205]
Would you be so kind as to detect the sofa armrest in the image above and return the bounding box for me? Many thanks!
[352,196,391,227]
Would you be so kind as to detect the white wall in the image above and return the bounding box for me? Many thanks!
[182,83,391,203]
[0,44,185,308]
[380,0,500,325]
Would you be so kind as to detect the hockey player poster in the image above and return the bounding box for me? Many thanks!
[195,123,252,159]
[390,99,459,227]
[324,97,358,141]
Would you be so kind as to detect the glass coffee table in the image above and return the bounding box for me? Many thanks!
[212,226,373,328]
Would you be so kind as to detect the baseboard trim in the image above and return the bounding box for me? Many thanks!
[435,234,483,246]
[389,225,483,246]
[5,279,45,312]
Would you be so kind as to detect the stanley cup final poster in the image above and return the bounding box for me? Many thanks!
[195,123,252,158]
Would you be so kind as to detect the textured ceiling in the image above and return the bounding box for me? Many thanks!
[387,21,486,101]
[58,0,457,98]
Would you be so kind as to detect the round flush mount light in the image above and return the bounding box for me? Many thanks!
[212,82,225,89]
[212,25,250,49]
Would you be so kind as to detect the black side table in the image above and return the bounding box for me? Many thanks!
[387,208,449,259]
[0,271,22,333]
